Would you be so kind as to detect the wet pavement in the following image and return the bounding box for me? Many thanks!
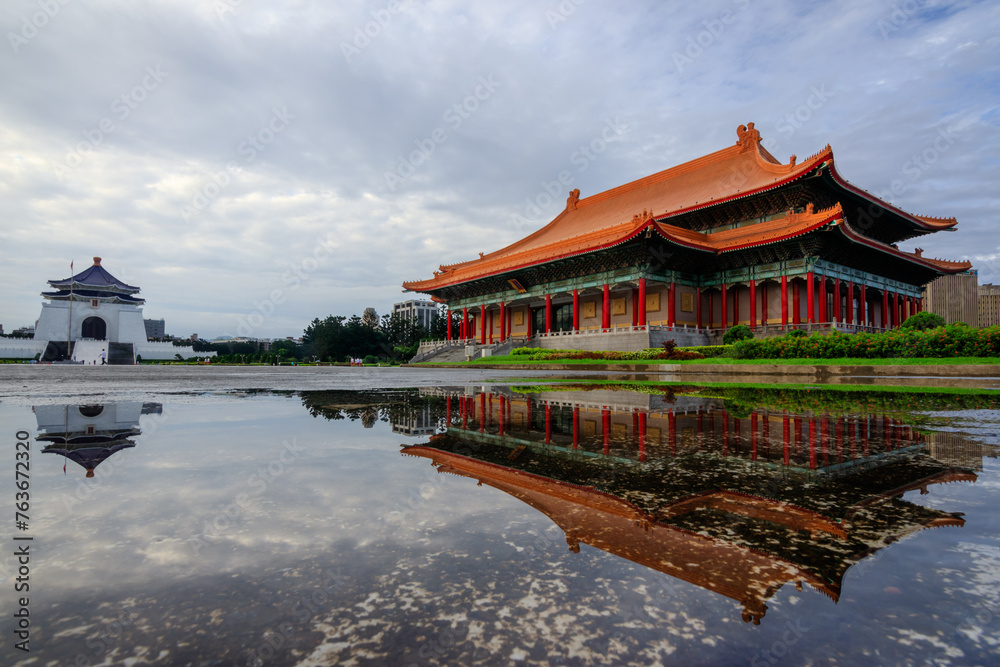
[3,380,1000,666]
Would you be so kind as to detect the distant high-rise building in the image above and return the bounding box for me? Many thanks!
[978,283,1000,328]
[923,271,979,327]
[144,318,165,339]
[393,299,438,331]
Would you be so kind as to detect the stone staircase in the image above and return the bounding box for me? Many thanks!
[71,340,135,365]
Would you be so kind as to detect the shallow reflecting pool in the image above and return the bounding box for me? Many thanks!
[4,384,1000,666]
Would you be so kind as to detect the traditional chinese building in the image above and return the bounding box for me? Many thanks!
[404,123,971,352]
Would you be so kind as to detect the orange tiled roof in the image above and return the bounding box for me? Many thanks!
[404,123,960,293]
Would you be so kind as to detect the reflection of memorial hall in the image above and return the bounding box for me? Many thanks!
[35,402,161,477]
[403,387,996,624]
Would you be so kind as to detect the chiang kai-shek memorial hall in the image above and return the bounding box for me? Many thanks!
[404,123,971,354]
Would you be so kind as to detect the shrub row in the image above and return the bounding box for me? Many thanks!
[730,325,1000,359]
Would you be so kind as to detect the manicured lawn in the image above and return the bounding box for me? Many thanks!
[415,355,1000,366]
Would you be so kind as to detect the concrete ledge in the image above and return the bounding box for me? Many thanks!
[407,362,1000,379]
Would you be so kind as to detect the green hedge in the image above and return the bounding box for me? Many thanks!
[730,325,1000,359]
[680,345,732,358]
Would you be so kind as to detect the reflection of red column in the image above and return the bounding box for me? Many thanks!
[668,411,677,456]
[480,393,486,432]
[781,275,788,326]
[602,284,610,329]
[498,396,505,435]
[487,393,493,427]
[461,396,468,430]
[762,413,770,456]
[638,278,647,327]
[860,417,869,456]
[751,412,758,461]
[722,411,729,456]
[749,281,756,328]
[638,412,647,462]
[446,395,452,427]
[808,419,817,469]
[602,409,610,455]
[572,407,579,449]
[782,414,790,466]
[544,404,552,444]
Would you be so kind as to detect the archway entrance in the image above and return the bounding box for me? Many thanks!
[82,316,107,339]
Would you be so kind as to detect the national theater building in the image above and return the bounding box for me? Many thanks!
[404,123,970,352]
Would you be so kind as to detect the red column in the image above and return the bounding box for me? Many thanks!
[545,294,552,334]
[781,275,789,326]
[462,307,468,339]
[572,290,579,331]
[749,281,757,328]
[447,310,453,340]
[696,287,702,328]
[818,276,827,323]
[526,306,532,337]
[602,409,610,455]
[602,284,610,329]
[668,282,676,327]
[638,278,647,327]
[499,303,505,342]
[480,304,486,344]
[793,281,801,325]
[806,271,815,324]
[721,283,728,328]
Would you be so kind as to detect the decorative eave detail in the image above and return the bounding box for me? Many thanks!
[837,221,971,274]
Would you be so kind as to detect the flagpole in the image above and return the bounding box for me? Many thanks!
[67,260,73,359]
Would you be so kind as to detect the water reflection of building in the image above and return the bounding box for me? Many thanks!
[35,402,160,477]
[391,402,437,436]
[403,387,996,624]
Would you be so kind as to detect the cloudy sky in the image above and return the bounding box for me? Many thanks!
[1,0,997,339]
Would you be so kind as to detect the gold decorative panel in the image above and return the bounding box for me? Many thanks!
[513,311,524,326]
[612,297,626,316]
[681,293,694,312]
[646,292,661,312]
[582,301,596,319]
